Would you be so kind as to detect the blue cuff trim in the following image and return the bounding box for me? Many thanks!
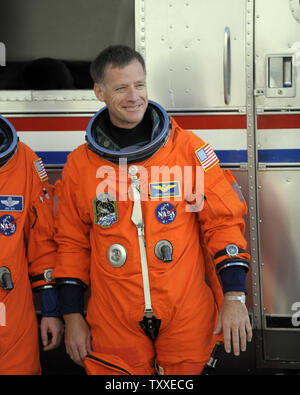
[219,266,248,294]
[58,284,85,315]
[40,287,61,317]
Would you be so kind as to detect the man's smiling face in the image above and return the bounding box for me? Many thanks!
[94,59,148,129]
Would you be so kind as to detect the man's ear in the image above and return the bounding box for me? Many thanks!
[94,82,105,102]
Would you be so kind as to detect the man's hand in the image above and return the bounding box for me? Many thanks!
[63,313,92,367]
[40,317,64,351]
[213,292,252,355]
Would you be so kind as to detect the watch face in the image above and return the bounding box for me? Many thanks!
[226,244,239,257]
[44,269,53,282]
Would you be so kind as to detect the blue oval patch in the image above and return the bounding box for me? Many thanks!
[155,202,177,224]
[0,214,17,236]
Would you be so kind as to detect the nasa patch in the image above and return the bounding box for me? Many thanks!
[0,214,17,236]
[155,202,177,224]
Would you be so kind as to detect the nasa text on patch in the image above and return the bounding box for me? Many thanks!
[155,202,177,224]
[149,181,181,198]
[0,196,23,212]
[0,214,17,236]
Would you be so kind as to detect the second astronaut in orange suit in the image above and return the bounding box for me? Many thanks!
[0,116,63,374]
[53,45,252,375]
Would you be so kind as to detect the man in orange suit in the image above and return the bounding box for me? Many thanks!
[0,116,63,374]
[53,45,252,375]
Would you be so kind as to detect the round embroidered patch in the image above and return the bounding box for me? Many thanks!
[0,214,17,236]
[155,202,177,224]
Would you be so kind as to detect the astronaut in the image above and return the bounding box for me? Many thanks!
[53,45,252,375]
[0,116,62,374]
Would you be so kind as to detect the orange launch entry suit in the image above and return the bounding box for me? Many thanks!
[0,142,57,374]
[54,117,250,375]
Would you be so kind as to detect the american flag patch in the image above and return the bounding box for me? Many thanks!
[195,143,219,171]
[33,158,48,182]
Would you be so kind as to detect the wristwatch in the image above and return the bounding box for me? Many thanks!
[31,268,53,283]
[225,294,246,304]
[226,244,239,257]
[214,244,246,259]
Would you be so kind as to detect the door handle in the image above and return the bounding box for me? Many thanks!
[223,27,231,105]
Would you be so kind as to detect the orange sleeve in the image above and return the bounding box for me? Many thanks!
[180,131,251,272]
[52,152,91,287]
[170,126,250,273]
[197,163,250,266]
[24,155,57,290]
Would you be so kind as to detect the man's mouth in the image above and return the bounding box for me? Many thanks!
[123,104,143,111]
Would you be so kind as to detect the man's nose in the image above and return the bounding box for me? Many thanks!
[126,86,139,101]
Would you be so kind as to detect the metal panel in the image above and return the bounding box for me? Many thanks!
[255,0,300,110]
[258,169,300,317]
[135,0,247,111]
[0,90,101,114]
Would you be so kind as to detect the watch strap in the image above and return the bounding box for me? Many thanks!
[225,294,246,304]
[214,246,247,260]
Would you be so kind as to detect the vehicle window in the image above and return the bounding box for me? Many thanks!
[0,0,134,90]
